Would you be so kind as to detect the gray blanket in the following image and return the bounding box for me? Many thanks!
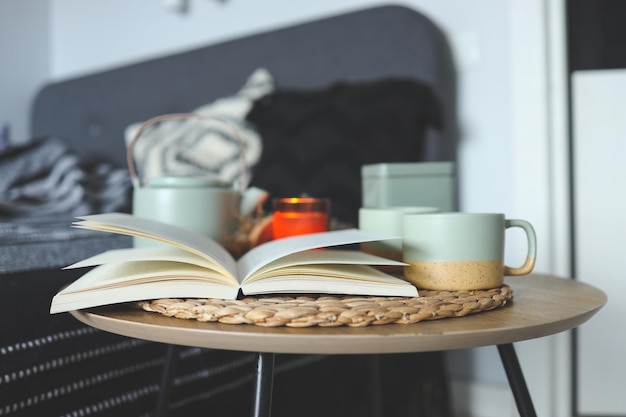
[0,137,131,218]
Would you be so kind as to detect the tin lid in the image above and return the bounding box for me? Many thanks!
[361,162,454,178]
[146,176,230,188]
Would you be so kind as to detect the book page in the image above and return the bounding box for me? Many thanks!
[59,261,234,294]
[51,279,239,313]
[237,228,401,281]
[64,246,239,286]
[74,213,237,279]
[241,264,418,297]
[246,249,406,282]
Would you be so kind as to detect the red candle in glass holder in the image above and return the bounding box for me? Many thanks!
[272,197,330,239]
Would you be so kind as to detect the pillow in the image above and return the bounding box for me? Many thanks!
[124,68,274,187]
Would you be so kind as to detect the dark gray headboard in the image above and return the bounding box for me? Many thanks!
[31,4,456,167]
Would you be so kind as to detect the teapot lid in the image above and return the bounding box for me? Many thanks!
[146,176,230,188]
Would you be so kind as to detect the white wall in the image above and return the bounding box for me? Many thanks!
[0,0,49,144]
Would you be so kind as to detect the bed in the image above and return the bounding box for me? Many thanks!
[0,5,456,416]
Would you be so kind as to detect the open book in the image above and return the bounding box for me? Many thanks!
[50,213,418,313]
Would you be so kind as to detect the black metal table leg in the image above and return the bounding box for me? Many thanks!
[367,355,383,417]
[155,344,180,417]
[251,352,276,417]
[497,343,538,417]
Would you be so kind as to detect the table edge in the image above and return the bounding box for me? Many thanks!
[69,275,607,354]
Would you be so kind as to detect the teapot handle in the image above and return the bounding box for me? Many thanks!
[127,112,247,192]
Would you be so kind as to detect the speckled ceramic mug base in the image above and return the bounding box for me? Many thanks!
[404,259,504,290]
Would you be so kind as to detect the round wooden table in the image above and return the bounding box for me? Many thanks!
[71,274,606,417]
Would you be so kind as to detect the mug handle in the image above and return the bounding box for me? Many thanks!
[504,219,537,276]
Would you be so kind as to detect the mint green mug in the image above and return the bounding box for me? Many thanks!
[359,206,440,261]
[402,212,537,290]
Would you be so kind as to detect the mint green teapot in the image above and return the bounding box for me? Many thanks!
[127,113,267,248]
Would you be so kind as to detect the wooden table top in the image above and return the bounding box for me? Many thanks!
[70,274,606,355]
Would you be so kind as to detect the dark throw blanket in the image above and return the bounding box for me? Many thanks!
[246,78,443,227]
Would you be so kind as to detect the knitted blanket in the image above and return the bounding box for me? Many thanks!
[0,137,131,218]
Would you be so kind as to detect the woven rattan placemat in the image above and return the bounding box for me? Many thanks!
[137,285,513,328]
